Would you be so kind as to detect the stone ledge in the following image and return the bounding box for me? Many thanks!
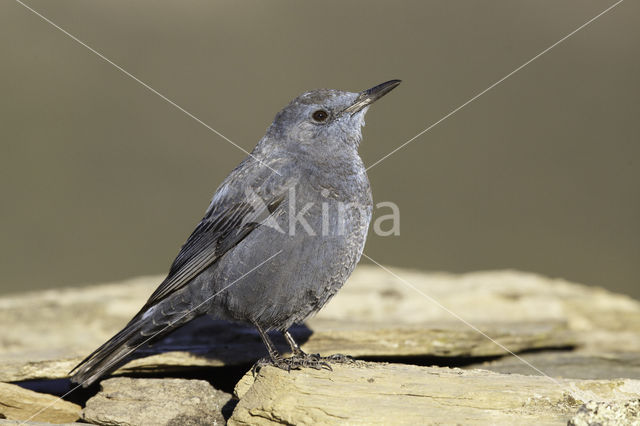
[2,266,640,424]
[230,362,640,425]
[4,267,638,383]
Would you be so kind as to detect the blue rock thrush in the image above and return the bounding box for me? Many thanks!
[70,80,401,386]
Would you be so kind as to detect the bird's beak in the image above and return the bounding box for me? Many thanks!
[343,79,401,115]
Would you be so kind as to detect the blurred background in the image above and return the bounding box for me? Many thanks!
[1,1,638,298]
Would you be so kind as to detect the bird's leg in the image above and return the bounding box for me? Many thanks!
[252,322,289,374]
[283,329,354,367]
[282,330,305,357]
[283,329,358,369]
[253,325,351,373]
[252,323,321,373]
[278,329,330,370]
[254,323,281,362]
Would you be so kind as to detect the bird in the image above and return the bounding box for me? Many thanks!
[70,79,401,387]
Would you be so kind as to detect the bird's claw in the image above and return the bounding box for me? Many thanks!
[323,353,355,363]
[252,352,354,375]
[290,353,333,371]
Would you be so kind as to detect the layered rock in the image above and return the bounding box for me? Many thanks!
[1,266,639,424]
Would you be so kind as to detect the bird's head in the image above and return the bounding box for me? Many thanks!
[265,80,401,152]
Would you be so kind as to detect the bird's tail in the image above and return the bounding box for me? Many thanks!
[69,304,201,387]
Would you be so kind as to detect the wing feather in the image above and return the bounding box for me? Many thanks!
[141,188,284,310]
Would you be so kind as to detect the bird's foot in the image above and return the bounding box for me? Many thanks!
[322,353,355,364]
[253,353,331,373]
[288,352,333,371]
[286,352,355,369]
[252,356,284,375]
[252,353,354,375]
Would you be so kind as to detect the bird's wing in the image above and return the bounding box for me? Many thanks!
[69,172,287,385]
[140,182,286,311]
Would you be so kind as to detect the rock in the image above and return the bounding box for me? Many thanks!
[568,399,640,426]
[0,275,161,382]
[2,267,640,424]
[0,421,83,425]
[315,268,640,353]
[229,362,640,425]
[470,351,640,380]
[5,267,638,382]
[0,382,80,423]
[302,318,571,358]
[81,377,231,426]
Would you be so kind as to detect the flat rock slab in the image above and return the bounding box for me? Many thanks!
[307,318,573,357]
[1,267,639,382]
[0,382,80,423]
[230,362,640,425]
[470,351,640,380]
[81,377,231,426]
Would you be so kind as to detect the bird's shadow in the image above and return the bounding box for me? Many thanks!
[127,316,313,368]
[16,318,310,414]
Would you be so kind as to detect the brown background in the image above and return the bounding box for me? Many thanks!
[1,1,638,298]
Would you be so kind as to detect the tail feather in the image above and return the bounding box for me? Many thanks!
[69,306,201,387]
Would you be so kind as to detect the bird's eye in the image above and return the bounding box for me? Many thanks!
[312,109,329,122]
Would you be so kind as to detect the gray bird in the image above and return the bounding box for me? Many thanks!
[70,79,401,386]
